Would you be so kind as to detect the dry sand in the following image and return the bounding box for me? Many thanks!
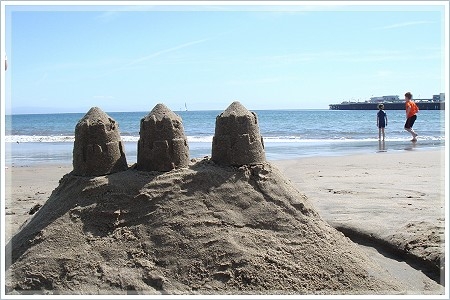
[273,148,446,281]
[2,149,446,295]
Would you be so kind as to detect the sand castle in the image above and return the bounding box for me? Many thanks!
[137,103,190,172]
[5,160,404,295]
[73,102,264,175]
[5,102,414,295]
[72,107,128,176]
[212,101,266,166]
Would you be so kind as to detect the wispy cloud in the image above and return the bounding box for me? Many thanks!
[93,95,115,100]
[256,48,440,66]
[34,72,48,86]
[225,75,300,86]
[125,39,208,67]
[94,5,155,23]
[375,21,434,30]
[90,38,209,79]
[374,70,395,78]
[95,11,121,23]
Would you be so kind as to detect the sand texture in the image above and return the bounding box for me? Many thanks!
[274,148,445,281]
[5,159,405,295]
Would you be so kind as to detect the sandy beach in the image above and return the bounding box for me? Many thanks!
[274,148,446,278]
[3,148,446,294]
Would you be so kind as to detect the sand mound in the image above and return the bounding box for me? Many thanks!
[5,159,404,295]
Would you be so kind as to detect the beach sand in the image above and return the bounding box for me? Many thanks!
[3,148,446,294]
[274,148,446,280]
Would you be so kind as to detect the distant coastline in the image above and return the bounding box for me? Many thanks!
[330,93,445,110]
[329,100,445,110]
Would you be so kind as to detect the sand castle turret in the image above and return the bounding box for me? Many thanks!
[137,103,189,172]
[72,107,128,176]
[212,101,266,166]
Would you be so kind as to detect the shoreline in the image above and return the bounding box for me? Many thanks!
[4,148,446,230]
[4,140,445,167]
[3,148,447,291]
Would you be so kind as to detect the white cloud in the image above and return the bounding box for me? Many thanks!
[93,95,115,100]
[375,21,434,30]
[374,70,394,78]
[95,11,121,23]
[126,39,209,67]
[94,5,156,23]
[225,75,300,86]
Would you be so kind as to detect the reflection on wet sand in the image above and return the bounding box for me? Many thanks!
[378,140,386,152]
[405,140,418,151]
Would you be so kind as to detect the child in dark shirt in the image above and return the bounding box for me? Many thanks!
[377,103,388,141]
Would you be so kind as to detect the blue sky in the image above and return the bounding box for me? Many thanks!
[2,2,448,114]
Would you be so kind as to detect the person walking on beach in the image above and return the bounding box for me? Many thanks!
[404,92,419,142]
[377,103,387,141]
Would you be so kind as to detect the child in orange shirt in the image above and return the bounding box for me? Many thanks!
[404,92,419,141]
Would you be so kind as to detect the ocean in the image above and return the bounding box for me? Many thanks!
[3,109,446,166]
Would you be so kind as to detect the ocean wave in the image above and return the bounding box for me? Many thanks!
[5,135,445,144]
[5,135,76,143]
